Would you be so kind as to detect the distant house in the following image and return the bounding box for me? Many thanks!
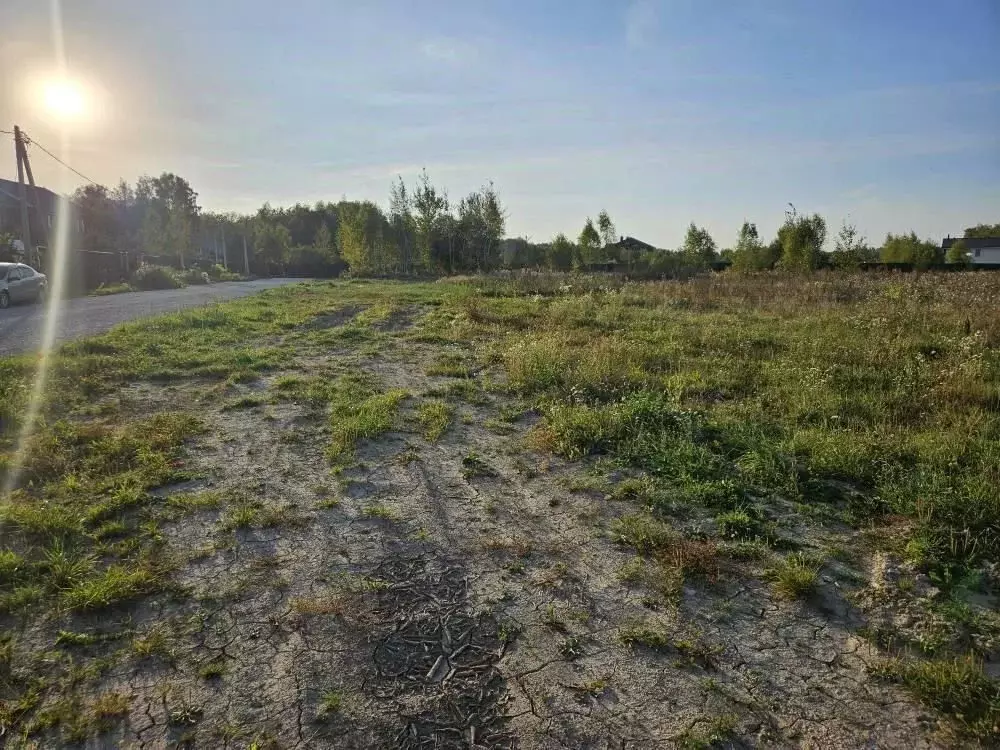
[607,235,657,255]
[942,236,1000,266]
[0,177,61,253]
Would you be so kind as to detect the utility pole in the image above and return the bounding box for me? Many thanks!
[242,233,250,276]
[13,127,32,263]
[221,224,227,270]
[13,126,50,268]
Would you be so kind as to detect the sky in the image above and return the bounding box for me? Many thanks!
[1,0,998,248]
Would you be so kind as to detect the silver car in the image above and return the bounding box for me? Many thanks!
[0,262,47,309]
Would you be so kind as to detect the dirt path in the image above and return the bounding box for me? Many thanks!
[11,301,944,749]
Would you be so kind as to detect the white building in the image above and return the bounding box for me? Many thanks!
[942,236,1000,266]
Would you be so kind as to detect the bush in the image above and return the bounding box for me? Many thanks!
[180,269,211,285]
[129,265,184,291]
[206,264,243,282]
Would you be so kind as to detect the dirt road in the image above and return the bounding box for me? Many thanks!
[0,279,308,355]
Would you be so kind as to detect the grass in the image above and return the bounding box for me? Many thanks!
[416,400,453,441]
[0,274,997,742]
[328,380,409,459]
[61,562,161,611]
[318,690,343,717]
[871,656,1000,742]
[767,553,822,600]
[676,714,739,750]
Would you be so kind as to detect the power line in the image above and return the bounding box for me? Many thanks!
[21,132,101,187]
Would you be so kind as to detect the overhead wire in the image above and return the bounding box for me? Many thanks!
[22,131,102,187]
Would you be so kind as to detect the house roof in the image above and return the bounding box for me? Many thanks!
[0,177,60,211]
[608,235,657,252]
[942,236,1000,249]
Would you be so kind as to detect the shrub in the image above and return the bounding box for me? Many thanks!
[130,265,184,291]
[180,269,211,285]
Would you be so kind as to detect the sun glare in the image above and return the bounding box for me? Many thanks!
[42,78,85,119]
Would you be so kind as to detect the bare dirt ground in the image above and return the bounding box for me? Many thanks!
[22,300,949,750]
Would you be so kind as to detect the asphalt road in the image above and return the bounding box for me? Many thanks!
[0,278,309,356]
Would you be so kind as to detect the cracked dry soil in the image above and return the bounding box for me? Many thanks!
[9,303,946,749]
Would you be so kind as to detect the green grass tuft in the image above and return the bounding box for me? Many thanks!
[767,552,822,599]
[871,656,1000,742]
[416,400,454,441]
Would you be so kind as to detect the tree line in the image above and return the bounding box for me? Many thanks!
[501,211,999,275]
[48,170,1000,278]
[65,169,507,277]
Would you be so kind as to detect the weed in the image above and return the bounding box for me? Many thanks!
[715,506,766,541]
[165,490,222,514]
[871,656,999,742]
[559,635,584,659]
[611,514,677,554]
[570,679,608,697]
[131,626,174,660]
[542,603,567,632]
[416,400,453,441]
[618,624,672,651]
[360,503,400,521]
[219,502,262,531]
[329,387,408,459]
[91,692,130,722]
[676,713,739,750]
[199,659,226,679]
[318,690,343,716]
[62,563,160,611]
[767,552,822,599]
[55,630,99,647]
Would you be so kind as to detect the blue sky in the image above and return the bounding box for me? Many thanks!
[1,0,998,247]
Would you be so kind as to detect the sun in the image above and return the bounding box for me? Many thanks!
[42,78,85,119]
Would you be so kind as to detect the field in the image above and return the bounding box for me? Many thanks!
[1,272,998,749]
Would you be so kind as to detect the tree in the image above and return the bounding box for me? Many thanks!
[578,218,601,266]
[681,223,717,268]
[336,201,393,275]
[964,224,1000,239]
[880,232,941,268]
[253,221,291,273]
[134,173,200,267]
[597,210,616,247]
[778,209,826,271]
[946,239,969,266]
[314,222,335,259]
[457,183,507,271]
[731,221,769,272]
[831,221,867,270]
[388,177,414,274]
[412,169,448,272]
[73,185,119,253]
[547,233,575,271]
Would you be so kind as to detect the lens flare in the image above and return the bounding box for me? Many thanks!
[2,0,73,497]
